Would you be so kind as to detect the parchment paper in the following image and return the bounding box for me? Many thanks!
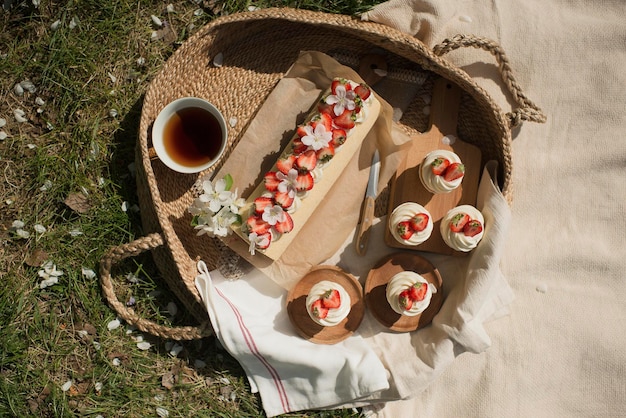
[217,51,412,289]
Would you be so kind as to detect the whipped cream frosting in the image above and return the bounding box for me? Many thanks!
[385,271,436,316]
[389,202,433,246]
[419,149,463,194]
[305,280,351,326]
[440,204,485,252]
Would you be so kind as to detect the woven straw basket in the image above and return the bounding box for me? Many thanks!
[99,8,545,340]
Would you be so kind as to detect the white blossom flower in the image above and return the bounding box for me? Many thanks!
[199,177,232,213]
[262,204,285,226]
[276,169,298,197]
[38,261,63,289]
[136,57,145,66]
[27,143,36,149]
[300,123,332,151]
[325,84,356,116]
[247,232,269,255]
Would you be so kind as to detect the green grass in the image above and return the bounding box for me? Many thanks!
[0,0,382,416]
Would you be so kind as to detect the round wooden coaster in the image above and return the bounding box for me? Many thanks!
[286,265,365,344]
[365,252,444,332]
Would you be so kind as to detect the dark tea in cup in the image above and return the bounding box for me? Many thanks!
[152,97,227,173]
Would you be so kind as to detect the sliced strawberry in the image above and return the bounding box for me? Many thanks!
[274,191,294,209]
[354,84,371,100]
[331,128,347,147]
[292,137,309,155]
[276,154,296,175]
[430,157,450,176]
[409,212,429,232]
[318,99,334,116]
[296,125,310,138]
[331,78,351,95]
[274,211,294,234]
[311,113,332,132]
[321,289,341,309]
[443,162,465,181]
[463,219,483,237]
[246,215,270,235]
[398,289,413,311]
[396,220,414,240]
[311,299,329,319]
[334,108,355,129]
[255,232,272,250]
[253,196,274,215]
[264,171,281,192]
[296,149,317,172]
[316,143,335,163]
[295,172,314,192]
[449,212,470,232]
[409,282,428,302]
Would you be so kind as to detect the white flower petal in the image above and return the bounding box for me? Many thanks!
[112,357,121,366]
[107,318,121,330]
[61,380,73,392]
[229,116,237,127]
[20,80,36,93]
[156,407,169,417]
[16,229,30,239]
[136,57,145,66]
[11,220,24,229]
[169,343,183,357]
[166,4,175,13]
[81,267,96,280]
[108,72,117,83]
[69,228,83,237]
[40,179,52,191]
[34,224,46,234]
[51,20,61,31]
[0,118,6,127]
[151,15,163,27]
[213,52,224,67]
[109,108,118,118]
[94,382,103,392]
[121,201,128,212]
[0,131,7,140]
[14,108,27,123]
[193,8,203,16]
[13,83,24,96]
[137,341,152,350]
[69,16,79,29]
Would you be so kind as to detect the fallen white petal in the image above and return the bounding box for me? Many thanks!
[219,377,230,385]
[248,6,258,11]
[169,343,183,357]
[40,180,52,191]
[193,8,203,16]
[61,380,73,392]
[27,143,36,149]
[39,277,58,288]
[69,16,79,29]
[213,52,224,67]
[16,229,30,239]
[126,273,139,283]
[136,57,145,66]
[20,80,36,93]
[112,357,121,366]
[156,407,169,417]
[77,330,88,338]
[166,302,178,316]
[109,108,118,118]
[32,0,40,7]
[69,228,83,237]
[137,341,151,350]
[51,20,61,31]
[94,382,103,392]
[34,224,46,234]
[107,318,121,330]
[81,267,96,279]
[14,108,27,123]
[150,31,158,40]
[121,201,128,212]
[0,118,5,127]
[151,15,163,27]
[229,117,237,127]
[11,220,24,229]
[13,83,24,96]
[166,4,175,13]
[108,72,117,83]
[92,341,101,350]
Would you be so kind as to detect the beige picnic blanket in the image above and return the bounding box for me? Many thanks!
[359,0,626,416]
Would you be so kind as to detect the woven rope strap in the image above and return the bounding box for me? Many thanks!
[433,34,547,129]
[99,233,213,340]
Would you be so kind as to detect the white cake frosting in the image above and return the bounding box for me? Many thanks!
[388,202,433,246]
[419,149,463,194]
[440,204,485,252]
[305,280,351,326]
[385,271,436,316]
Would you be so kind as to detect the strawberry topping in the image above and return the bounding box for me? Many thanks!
[354,84,371,100]
[296,149,317,172]
[321,289,341,309]
[430,157,450,176]
[396,220,414,240]
[409,212,429,232]
[253,196,274,215]
[274,191,294,209]
[331,128,347,147]
[398,289,413,311]
[246,215,270,235]
[274,212,294,234]
[334,109,356,129]
[449,212,470,232]
[463,219,483,237]
[311,299,329,319]
[443,162,465,181]
[264,171,281,192]
[409,282,428,302]
[295,172,314,191]
[316,143,335,163]
[276,154,296,175]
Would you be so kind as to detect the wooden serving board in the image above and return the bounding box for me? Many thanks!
[385,78,482,255]
[365,252,443,332]
[286,265,365,344]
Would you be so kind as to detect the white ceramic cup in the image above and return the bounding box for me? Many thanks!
[152,97,228,174]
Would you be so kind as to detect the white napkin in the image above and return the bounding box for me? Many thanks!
[194,263,390,417]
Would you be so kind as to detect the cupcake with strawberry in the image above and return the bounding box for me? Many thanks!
[440,204,484,252]
[389,202,433,246]
[386,271,436,316]
[419,150,465,194]
[305,280,351,327]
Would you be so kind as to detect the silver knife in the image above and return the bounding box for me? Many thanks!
[355,150,380,256]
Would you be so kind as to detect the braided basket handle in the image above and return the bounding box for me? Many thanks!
[99,233,213,340]
[432,34,547,129]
